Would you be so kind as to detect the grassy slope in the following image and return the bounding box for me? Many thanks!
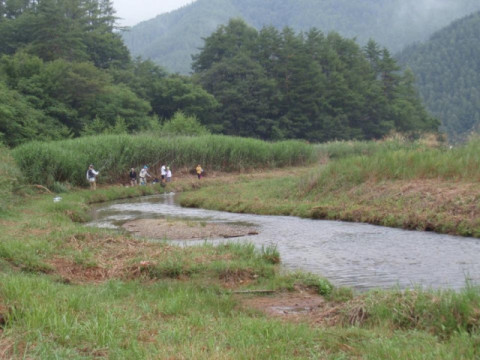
[180,139,480,237]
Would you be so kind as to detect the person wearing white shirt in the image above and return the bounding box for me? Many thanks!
[86,164,99,190]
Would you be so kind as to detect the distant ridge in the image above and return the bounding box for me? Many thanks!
[397,11,480,141]
[121,0,480,74]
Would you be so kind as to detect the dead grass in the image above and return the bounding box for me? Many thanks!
[239,289,346,326]
[48,234,176,283]
[220,269,257,288]
[311,178,480,234]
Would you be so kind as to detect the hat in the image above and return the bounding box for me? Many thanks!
[89,164,94,168]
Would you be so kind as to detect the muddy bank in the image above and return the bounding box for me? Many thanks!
[122,218,258,240]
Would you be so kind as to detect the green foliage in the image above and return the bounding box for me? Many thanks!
[193,20,438,141]
[161,111,210,136]
[0,0,129,67]
[0,1,216,144]
[122,0,480,74]
[397,11,480,141]
[0,145,22,214]
[12,134,316,186]
[362,286,480,338]
[304,137,480,192]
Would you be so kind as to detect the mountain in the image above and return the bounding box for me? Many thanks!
[121,0,480,74]
[396,11,480,141]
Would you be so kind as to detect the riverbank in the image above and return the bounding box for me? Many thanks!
[177,167,480,238]
[1,183,479,358]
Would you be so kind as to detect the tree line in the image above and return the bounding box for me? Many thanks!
[192,19,438,141]
[0,1,437,146]
[0,0,216,146]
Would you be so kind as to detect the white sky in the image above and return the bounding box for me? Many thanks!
[112,0,196,27]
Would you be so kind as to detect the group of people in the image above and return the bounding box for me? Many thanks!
[86,163,204,190]
[129,164,172,186]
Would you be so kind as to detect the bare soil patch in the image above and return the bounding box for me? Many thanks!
[122,218,259,241]
[239,289,344,326]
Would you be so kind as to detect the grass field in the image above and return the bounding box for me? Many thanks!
[1,137,479,358]
[1,184,479,359]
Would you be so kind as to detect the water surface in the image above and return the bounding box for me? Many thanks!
[88,194,480,291]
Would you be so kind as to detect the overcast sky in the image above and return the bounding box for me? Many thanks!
[112,0,196,27]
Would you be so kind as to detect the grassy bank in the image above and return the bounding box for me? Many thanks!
[0,176,479,357]
[0,185,479,358]
[180,138,480,237]
[12,134,316,187]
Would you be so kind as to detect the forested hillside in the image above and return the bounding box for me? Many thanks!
[0,0,438,146]
[0,0,217,146]
[397,12,480,141]
[122,0,480,74]
[191,20,438,141]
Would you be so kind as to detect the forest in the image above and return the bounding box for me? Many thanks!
[191,19,438,141]
[397,11,480,142]
[122,0,480,74]
[0,0,437,146]
[0,0,217,146]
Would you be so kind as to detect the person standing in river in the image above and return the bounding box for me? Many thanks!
[166,166,172,182]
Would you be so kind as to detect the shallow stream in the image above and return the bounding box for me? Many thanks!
[88,193,480,291]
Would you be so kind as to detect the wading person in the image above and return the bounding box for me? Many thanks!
[166,166,172,182]
[196,164,203,179]
[139,165,151,185]
[86,164,99,190]
[129,167,137,186]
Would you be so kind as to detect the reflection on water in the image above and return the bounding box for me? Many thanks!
[87,193,480,291]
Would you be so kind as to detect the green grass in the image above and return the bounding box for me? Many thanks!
[0,145,22,215]
[313,136,430,160]
[12,134,316,187]
[306,137,480,192]
[179,138,480,236]
[2,138,480,358]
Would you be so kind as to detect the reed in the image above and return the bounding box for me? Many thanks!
[0,146,22,215]
[12,134,316,187]
[305,137,480,192]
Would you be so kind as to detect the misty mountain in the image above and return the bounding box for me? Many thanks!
[396,11,480,141]
[121,0,480,74]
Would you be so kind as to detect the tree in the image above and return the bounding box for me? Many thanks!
[161,111,210,136]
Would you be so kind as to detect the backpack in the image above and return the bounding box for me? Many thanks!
[87,169,94,178]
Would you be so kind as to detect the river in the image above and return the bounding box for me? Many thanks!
[88,193,480,291]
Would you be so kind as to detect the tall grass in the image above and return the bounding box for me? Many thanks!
[12,134,316,187]
[0,145,22,215]
[305,137,480,191]
[314,138,427,160]
[360,285,480,338]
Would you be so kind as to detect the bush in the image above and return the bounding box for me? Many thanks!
[161,111,210,136]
